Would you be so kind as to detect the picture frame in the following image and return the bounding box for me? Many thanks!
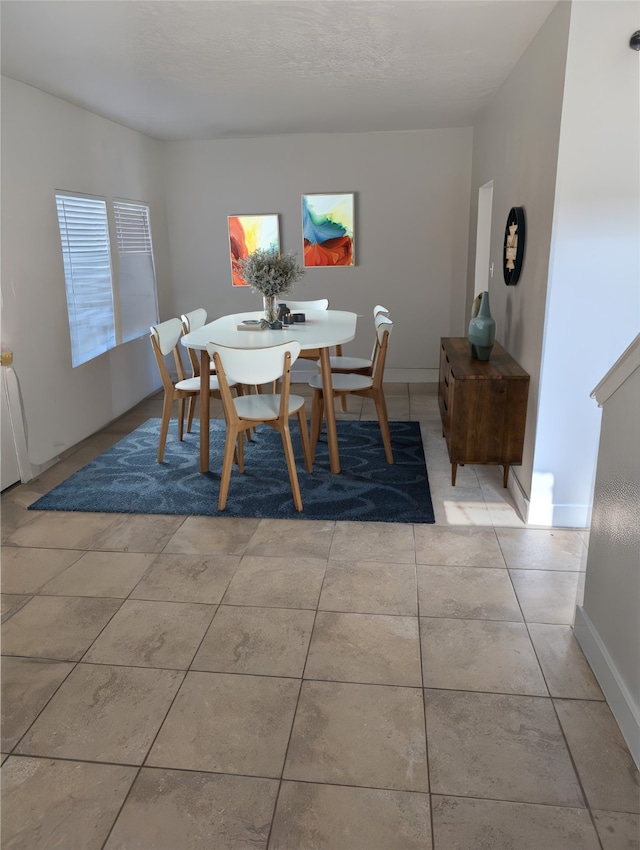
[228,214,280,287]
[302,193,355,267]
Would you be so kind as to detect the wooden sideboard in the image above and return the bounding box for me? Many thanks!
[438,337,530,486]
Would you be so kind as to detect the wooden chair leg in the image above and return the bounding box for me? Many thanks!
[157,394,173,463]
[280,421,303,512]
[310,390,324,462]
[177,398,185,441]
[186,395,196,433]
[373,390,394,464]
[339,395,348,413]
[296,409,313,473]
[218,426,238,510]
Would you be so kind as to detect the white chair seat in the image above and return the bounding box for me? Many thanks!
[234,393,305,421]
[309,373,373,392]
[322,355,372,371]
[176,375,228,393]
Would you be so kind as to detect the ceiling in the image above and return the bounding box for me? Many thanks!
[0,0,558,141]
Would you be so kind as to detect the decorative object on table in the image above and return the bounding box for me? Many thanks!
[228,214,280,287]
[238,248,306,325]
[468,290,496,361]
[28,419,434,524]
[302,193,355,267]
[503,206,526,285]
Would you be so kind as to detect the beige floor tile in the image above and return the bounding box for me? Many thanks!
[1,595,122,660]
[15,664,183,764]
[162,515,261,555]
[147,671,300,777]
[554,699,640,813]
[305,611,422,686]
[1,594,31,623]
[527,623,604,700]
[509,569,580,624]
[329,521,415,564]
[40,551,156,597]
[6,511,122,550]
[431,495,495,527]
[283,680,428,792]
[431,796,601,850]
[245,518,335,559]
[191,604,315,677]
[130,552,240,603]
[319,560,418,616]
[496,528,586,570]
[104,768,278,850]
[89,513,186,552]
[421,618,547,695]
[1,547,84,594]
[270,781,432,850]
[414,526,505,567]
[425,689,584,807]
[222,554,326,609]
[1,657,74,751]
[83,599,215,668]
[592,810,640,850]
[1,500,41,542]
[417,565,522,621]
[1,756,136,850]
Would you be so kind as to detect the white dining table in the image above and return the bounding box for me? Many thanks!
[181,309,358,475]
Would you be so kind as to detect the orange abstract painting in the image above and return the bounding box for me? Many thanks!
[228,214,280,286]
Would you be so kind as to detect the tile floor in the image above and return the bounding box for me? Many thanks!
[1,383,638,849]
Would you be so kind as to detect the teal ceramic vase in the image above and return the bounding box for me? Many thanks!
[468,290,496,361]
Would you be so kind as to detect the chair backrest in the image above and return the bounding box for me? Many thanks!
[150,318,188,389]
[373,304,390,317]
[208,341,301,422]
[371,319,393,388]
[207,341,301,386]
[181,309,208,377]
[369,313,393,360]
[181,308,208,334]
[285,299,329,311]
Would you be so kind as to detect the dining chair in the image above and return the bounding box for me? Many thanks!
[181,308,215,378]
[324,307,391,376]
[207,341,313,512]
[282,298,333,363]
[150,318,228,463]
[309,318,394,464]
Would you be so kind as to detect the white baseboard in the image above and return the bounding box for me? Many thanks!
[574,605,640,768]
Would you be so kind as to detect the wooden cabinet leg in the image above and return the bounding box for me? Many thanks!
[503,465,509,488]
[451,463,457,486]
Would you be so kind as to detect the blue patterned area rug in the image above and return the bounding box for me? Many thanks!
[29,419,434,524]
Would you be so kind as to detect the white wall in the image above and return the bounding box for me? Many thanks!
[575,336,640,766]
[532,0,640,527]
[1,79,170,471]
[467,0,571,507]
[161,130,473,379]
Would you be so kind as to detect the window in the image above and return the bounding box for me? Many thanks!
[113,199,159,344]
[55,192,159,367]
[55,193,115,367]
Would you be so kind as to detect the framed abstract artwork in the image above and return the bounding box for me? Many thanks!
[302,193,355,267]
[228,214,280,287]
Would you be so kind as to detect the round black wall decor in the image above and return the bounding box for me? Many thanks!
[503,206,526,285]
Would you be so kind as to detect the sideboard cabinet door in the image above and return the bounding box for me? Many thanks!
[437,337,529,487]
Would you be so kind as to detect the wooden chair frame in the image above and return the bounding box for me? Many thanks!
[208,341,313,512]
[310,321,394,464]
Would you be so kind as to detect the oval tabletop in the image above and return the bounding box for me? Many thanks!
[181,309,357,352]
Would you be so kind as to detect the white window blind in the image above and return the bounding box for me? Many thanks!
[55,193,116,367]
[114,199,159,343]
